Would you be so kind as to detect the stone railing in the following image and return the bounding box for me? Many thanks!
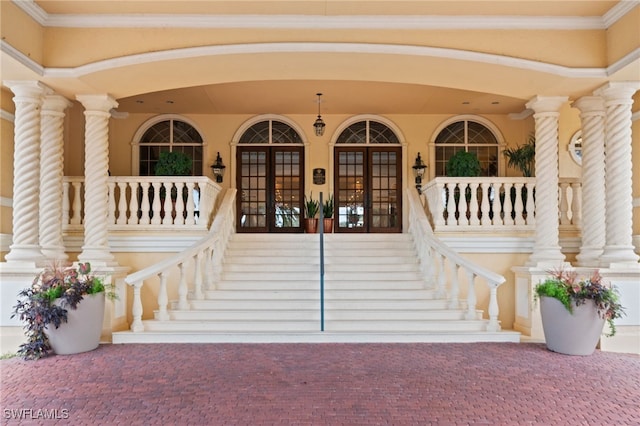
[63,176,222,232]
[407,189,504,331]
[125,189,236,332]
[421,177,581,232]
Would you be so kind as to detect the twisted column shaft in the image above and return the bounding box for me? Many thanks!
[525,96,567,267]
[77,95,118,266]
[39,95,72,261]
[572,96,606,266]
[4,81,46,265]
[594,82,640,266]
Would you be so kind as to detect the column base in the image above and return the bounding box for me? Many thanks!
[4,244,43,266]
[78,246,117,267]
[600,245,640,267]
[575,246,604,267]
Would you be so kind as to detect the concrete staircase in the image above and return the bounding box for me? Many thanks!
[113,233,520,343]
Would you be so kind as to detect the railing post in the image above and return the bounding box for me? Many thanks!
[131,282,144,332]
[156,272,169,321]
[319,192,325,332]
[465,270,478,320]
[193,252,203,300]
[487,285,501,332]
[177,262,188,310]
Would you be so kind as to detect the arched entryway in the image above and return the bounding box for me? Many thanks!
[235,118,305,233]
[334,118,403,233]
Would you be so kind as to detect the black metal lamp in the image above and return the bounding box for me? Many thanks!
[313,93,325,137]
[210,152,226,183]
[412,152,427,193]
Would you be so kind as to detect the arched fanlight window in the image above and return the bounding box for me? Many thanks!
[434,119,499,176]
[138,118,203,176]
[336,120,400,144]
[239,120,303,144]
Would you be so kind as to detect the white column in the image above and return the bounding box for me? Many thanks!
[39,95,73,261]
[594,82,640,266]
[76,94,118,266]
[525,96,568,267]
[4,81,46,265]
[572,96,606,266]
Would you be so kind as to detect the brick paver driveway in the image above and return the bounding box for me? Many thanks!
[1,342,639,425]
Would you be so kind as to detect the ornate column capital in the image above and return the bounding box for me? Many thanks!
[76,94,118,113]
[42,94,73,115]
[571,96,605,116]
[594,82,640,105]
[525,96,568,114]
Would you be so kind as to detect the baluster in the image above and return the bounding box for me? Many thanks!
[62,181,70,226]
[559,182,570,225]
[503,183,513,226]
[469,182,480,226]
[116,182,129,225]
[444,183,454,226]
[177,262,189,310]
[448,263,460,309]
[185,182,195,224]
[526,182,536,226]
[465,270,478,320]
[193,252,203,300]
[513,182,525,226]
[435,182,446,227]
[456,183,467,226]
[71,181,82,225]
[131,282,144,332]
[205,247,216,290]
[486,284,501,332]
[140,182,151,224]
[175,182,186,225]
[161,184,171,225]
[150,181,162,225]
[436,253,446,298]
[156,272,169,321]
[128,182,139,225]
[480,182,491,227]
[571,182,582,227]
[108,180,117,225]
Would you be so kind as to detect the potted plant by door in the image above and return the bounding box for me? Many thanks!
[534,269,625,356]
[304,193,319,233]
[322,194,334,233]
[11,262,112,360]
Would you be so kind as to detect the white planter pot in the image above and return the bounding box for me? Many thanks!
[539,296,605,356]
[46,292,105,355]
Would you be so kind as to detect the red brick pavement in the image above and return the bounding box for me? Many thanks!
[1,343,639,425]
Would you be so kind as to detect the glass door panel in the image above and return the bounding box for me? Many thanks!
[335,147,401,233]
[237,146,304,233]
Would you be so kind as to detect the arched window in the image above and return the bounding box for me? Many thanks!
[433,118,500,176]
[239,120,303,145]
[138,118,204,176]
[336,120,400,144]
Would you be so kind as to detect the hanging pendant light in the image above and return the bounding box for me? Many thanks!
[313,93,326,136]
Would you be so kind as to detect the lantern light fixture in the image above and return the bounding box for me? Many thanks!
[210,152,226,183]
[412,152,427,193]
[313,93,326,137]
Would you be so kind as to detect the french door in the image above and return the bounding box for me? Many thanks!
[237,146,304,233]
[334,146,402,233]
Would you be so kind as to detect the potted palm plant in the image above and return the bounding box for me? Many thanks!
[304,193,319,233]
[535,269,625,356]
[11,262,112,360]
[322,194,334,233]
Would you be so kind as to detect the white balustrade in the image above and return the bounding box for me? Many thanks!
[422,177,581,233]
[408,189,505,332]
[125,190,236,332]
[63,176,222,232]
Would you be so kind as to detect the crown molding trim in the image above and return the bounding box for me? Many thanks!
[13,0,638,31]
[42,42,609,81]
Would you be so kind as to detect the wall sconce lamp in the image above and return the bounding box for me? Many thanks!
[412,152,427,193]
[210,152,226,183]
[313,93,326,137]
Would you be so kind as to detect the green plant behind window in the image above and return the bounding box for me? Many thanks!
[445,151,481,177]
[154,151,192,176]
[503,134,535,177]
